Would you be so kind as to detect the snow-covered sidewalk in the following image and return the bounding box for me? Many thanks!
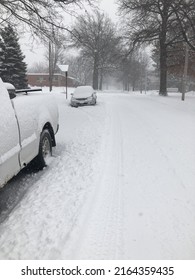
[0,91,194,259]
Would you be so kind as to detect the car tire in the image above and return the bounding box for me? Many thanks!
[71,103,78,108]
[34,129,52,170]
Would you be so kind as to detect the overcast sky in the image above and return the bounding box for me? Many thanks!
[99,0,118,20]
[21,0,119,68]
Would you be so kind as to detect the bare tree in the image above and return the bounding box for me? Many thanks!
[171,0,195,51]
[118,0,195,96]
[27,62,48,73]
[153,41,195,81]
[0,0,95,39]
[61,54,93,85]
[71,10,121,89]
[43,30,66,91]
[119,48,149,91]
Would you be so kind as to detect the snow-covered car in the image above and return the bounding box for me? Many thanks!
[70,86,97,107]
[0,78,59,188]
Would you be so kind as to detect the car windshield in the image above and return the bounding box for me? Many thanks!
[73,86,94,98]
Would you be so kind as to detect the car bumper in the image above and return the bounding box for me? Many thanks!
[71,99,96,106]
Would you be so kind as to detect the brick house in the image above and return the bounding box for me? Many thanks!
[27,73,80,88]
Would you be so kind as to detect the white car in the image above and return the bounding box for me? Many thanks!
[70,86,97,107]
[0,78,59,188]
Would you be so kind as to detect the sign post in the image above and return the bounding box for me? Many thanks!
[58,65,69,99]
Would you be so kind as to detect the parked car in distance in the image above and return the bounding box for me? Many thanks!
[70,86,97,107]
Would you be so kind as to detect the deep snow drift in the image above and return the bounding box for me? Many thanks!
[0,89,194,259]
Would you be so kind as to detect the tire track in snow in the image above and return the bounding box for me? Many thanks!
[63,102,126,259]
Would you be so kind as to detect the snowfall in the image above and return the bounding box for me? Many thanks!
[0,87,194,260]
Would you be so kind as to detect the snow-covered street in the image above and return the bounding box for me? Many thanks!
[0,91,194,259]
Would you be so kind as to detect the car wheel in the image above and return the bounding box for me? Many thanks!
[35,129,52,170]
[71,103,78,108]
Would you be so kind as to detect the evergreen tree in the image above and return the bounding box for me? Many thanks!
[0,37,6,78]
[0,25,27,89]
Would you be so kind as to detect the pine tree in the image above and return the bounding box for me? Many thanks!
[0,37,6,78]
[0,25,27,89]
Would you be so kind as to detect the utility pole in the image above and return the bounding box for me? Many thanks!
[65,71,68,99]
[140,53,143,94]
[144,70,147,94]
[49,41,53,92]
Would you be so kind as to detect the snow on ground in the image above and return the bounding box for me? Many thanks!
[0,89,194,259]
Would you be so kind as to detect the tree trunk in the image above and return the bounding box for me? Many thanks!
[123,74,129,91]
[93,68,98,90]
[93,52,99,90]
[181,43,189,101]
[132,80,135,91]
[99,70,103,90]
[159,39,167,96]
[159,13,168,96]
[124,80,128,91]
[49,41,53,92]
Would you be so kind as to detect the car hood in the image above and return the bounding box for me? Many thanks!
[73,86,94,98]
[73,93,92,98]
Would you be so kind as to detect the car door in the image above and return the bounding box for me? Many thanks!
[12,96,39,167]
[0,79,21,187]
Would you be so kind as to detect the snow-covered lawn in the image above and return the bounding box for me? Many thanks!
[0,90,194,259]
